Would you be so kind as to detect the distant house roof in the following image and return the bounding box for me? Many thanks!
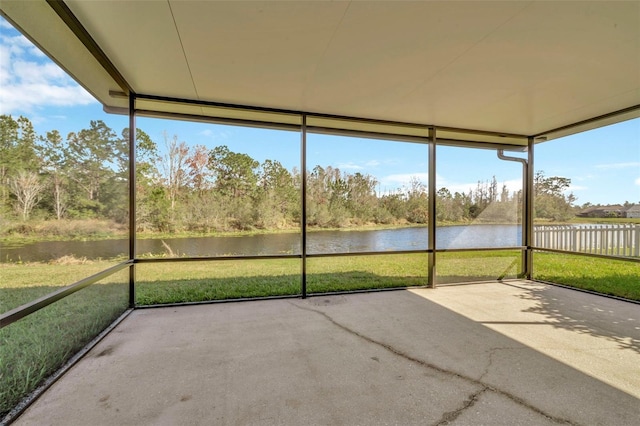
[577,205,628,217]
[580,205,625,212]
[579,206,600,214]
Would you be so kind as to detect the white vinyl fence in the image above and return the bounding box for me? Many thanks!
[533,224,640,257]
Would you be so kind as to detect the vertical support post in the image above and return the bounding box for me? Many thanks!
[497,149,529,277]
[128,93,137,307]
[301,115,307,298]
[525,136,534,279]
[427,127,436,288]
[521,158,529,276]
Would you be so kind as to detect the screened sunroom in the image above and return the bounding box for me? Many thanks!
[1,1,639,424]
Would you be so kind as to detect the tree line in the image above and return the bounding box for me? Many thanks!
[0,114,577,235]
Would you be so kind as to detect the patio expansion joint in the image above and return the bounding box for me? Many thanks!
[290,301,580,426]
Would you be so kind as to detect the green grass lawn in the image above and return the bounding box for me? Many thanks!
[0,261,123,313]
[0,269,129,419]
[436,250,522,283]
[1,251,638,419]
[135,259,301,304]
[533,252,640,301]
[134,251,523,303]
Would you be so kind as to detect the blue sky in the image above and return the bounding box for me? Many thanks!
[1,17,638,206]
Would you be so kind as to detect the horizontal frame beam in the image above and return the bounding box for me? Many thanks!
[533,104,640,140]
[435,246,526,253]
[135,109,302,133]
[532,247,640,263]
[134,254,301,263]
[134,93,528,144]
[1,261,132,329]
[131,247,530,265]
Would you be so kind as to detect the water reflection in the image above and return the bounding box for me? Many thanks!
[0,225,522,263]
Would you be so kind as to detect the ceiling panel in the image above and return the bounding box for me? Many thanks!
[399,1,640,134]
[2,0,638,139]
[170,1,349,107]
[302,1,533,122]
[66,0,198,100]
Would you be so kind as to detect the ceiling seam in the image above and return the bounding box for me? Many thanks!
[399,0,536,102]
[166,0,199,101]
[299,1,352,105]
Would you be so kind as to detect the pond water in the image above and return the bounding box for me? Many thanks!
[0,225,522,263]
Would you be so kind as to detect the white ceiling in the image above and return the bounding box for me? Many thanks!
[3,1,640,139]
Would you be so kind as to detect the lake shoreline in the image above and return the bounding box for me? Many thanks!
[3,217,638,264]
[1,221,503,246]
[3,216,638,246]
[2,224,526,264]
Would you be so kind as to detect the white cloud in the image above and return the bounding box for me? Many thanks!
[595,162,640,170]
[0,32,95,115]
[439,182,473,194]
[435,176,523,196]
[376,170,530,198]
[568,184,588,192]
[635,177,640,186]
[332,159,383,170]
[379,172,429,190]
[337,162,364,170]
[198,128,232,141]
[497,178,522,193]
[573,174,596,182]
[379,174,524,196]
[1,83,94,113]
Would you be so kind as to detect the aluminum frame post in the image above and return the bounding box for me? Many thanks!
[525,136,535,279]
[128,93,137,307]
[428,127,436,288]
[301,115,308,298]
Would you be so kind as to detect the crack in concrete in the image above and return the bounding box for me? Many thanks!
[433,387,488,426]
[478,349,495,383]
[290,301,579,426]
[478,346,516,382]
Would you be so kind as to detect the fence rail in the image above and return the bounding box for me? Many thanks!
[533,224,640,257]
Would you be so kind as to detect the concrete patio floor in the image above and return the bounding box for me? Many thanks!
[13,280,640,425]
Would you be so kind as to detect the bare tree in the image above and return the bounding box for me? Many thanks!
[39,130,68,220]
[50,173,68,220]
[159,132,189,212]
[9,170,45,220]
[186,144,213,195]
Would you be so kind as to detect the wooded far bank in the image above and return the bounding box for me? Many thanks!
[2,114,581,238]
